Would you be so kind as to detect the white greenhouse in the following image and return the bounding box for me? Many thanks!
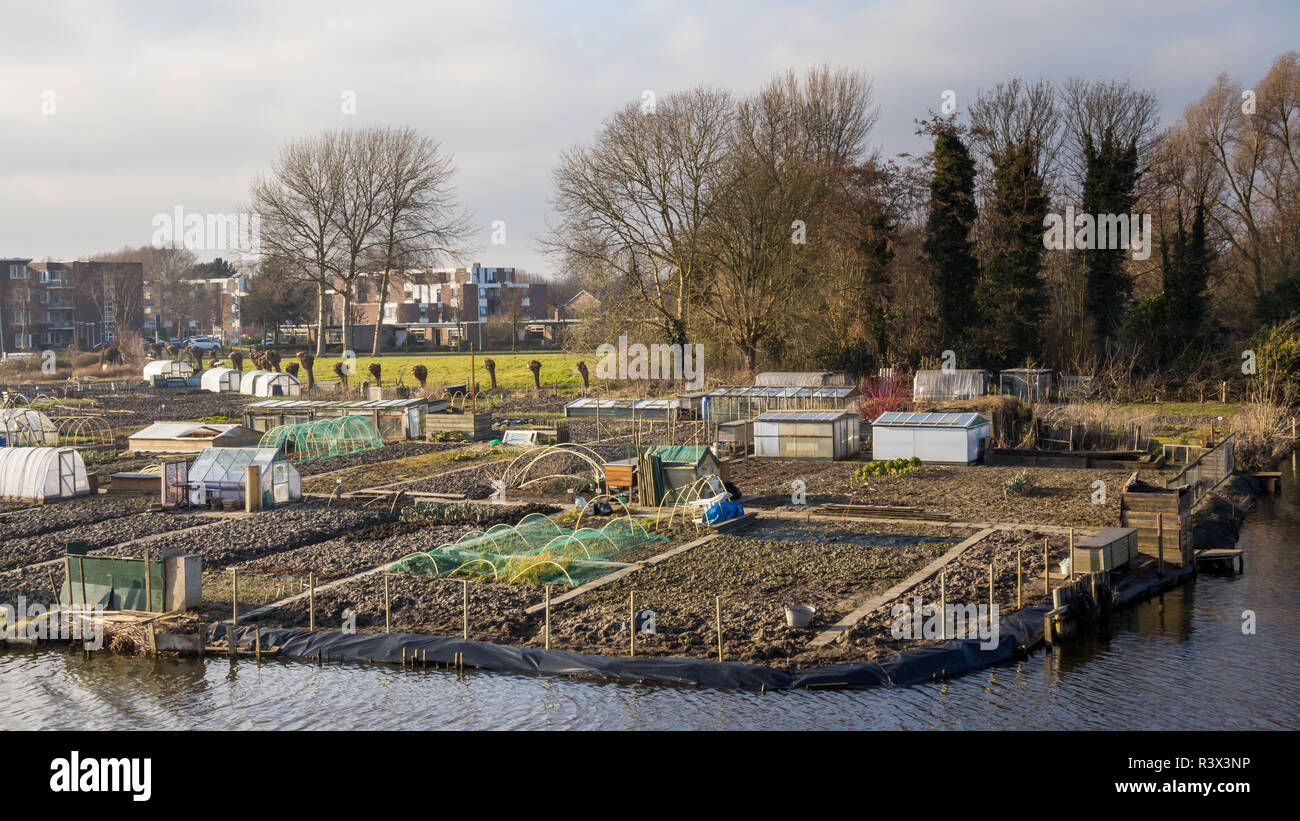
[187,446,301,507]
[0,408,58,447]
[871,411,991,465]
[239,370,302,398]
[753,410,861,461]
[143,359,195,381]
[0,447,90,501]
[201,367,243,393]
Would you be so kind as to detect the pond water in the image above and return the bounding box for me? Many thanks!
[3,456,1297,730]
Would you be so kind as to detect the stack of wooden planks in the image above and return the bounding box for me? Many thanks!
[811,503,949,521]
[1120,484,1194,566]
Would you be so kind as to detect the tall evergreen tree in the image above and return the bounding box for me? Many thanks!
[923,124,980,355]
[1081,135,1141,345]
[978,139,1049,367]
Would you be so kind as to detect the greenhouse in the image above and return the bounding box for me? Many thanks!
[186,446,301,507]
[201,367,243,393]
[257,415,383,462]
[704,385,859,423]
[243,398,436,440]
[390,512,664,586]
[912,369,989,401]
[143,360,194,381]
[0,446,90,501]
[0,408,58,447]
[239,370,302,398]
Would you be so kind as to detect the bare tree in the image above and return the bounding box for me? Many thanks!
[545,87,734,346]
[367,127,472,356]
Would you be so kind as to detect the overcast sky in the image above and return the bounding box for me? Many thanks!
[1,0,1295,277]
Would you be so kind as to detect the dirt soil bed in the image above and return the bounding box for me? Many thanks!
[0,496,150,543]
[89,388,256,430]
[728,460,1138,528]
[294,441,467,476]
[0,510,212,572]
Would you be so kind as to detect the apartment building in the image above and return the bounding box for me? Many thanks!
[143,274,249,341]
[0,258,144,353]
[325,263,548,349]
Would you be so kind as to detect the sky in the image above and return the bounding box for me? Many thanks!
[1,0,1296,278]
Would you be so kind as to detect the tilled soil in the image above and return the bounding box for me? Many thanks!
[264,571,544,642]
[0,496,150,543]
[729,460,1135,528]
[90,388,255,429]
[395,461,509,498]
[111,505,395,568]
[294,441,468,477]
[535,522,956,666]
[242,523,476,580]
[0,511,211,572]
[795,528,1055,665]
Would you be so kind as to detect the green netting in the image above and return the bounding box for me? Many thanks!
[258,415,383,462]
[391,512,665,586]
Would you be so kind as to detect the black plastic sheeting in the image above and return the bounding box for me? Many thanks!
[210,601,1050,692]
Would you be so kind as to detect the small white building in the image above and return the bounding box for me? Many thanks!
[143,360,195,381]
[239,370,302,398]
[871,411,991,465]
[201,367,243,393]
[753,410,860,461]
[0,446,90,501]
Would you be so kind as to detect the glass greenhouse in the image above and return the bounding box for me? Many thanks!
[0,408,58,447]
[186,446,301,507]
[258,415,383,462]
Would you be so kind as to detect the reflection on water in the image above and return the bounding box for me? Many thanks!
[4,458,1299,730]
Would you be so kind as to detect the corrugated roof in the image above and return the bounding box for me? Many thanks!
[754,410,858,422]
[706,385,856,399]
[130,422,242,440]
[872,411,989,428]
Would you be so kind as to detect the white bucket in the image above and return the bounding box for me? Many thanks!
[785,604,816,628]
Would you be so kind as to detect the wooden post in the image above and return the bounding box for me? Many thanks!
[1043,538,1049,596]
[1156,512,1164,575]
[462,579,469,640]
[544,585,551,650]
[144,549,152,614]
[1068,528,1075,580]
[231,568,238,625]
[308,572,315,631]
[1017,550,1022,610]
[715,595,723,662]
[244,464,261,513]
[384,573,391,633]
[629,591,636,657]
[940,572,946,640]
[254,626,261,660]
[47,567,61,609]
[470,344,477,413]
[988,560,994,627]
[78,555,88,609]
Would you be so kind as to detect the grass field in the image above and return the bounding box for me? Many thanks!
[305,352,587,390]
[1114,401,1241,417]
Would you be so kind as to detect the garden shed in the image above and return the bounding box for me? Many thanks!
[128,422,262,454]
[240,370,302,398]
[754,371,854,387]
[913,369,989,401]
[999,369,1053,402]
[186,446,301,507]
[201,367,243,393]
[753,410,861,461]
[143,360,194,381]
[646,445,727,489]
[871,411,991,465]
[0,446,90,501]
[0,408,58,447]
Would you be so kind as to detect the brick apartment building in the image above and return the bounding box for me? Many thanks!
[143,274,250,341]
[323,263,548,349]
[0,258,144,353]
